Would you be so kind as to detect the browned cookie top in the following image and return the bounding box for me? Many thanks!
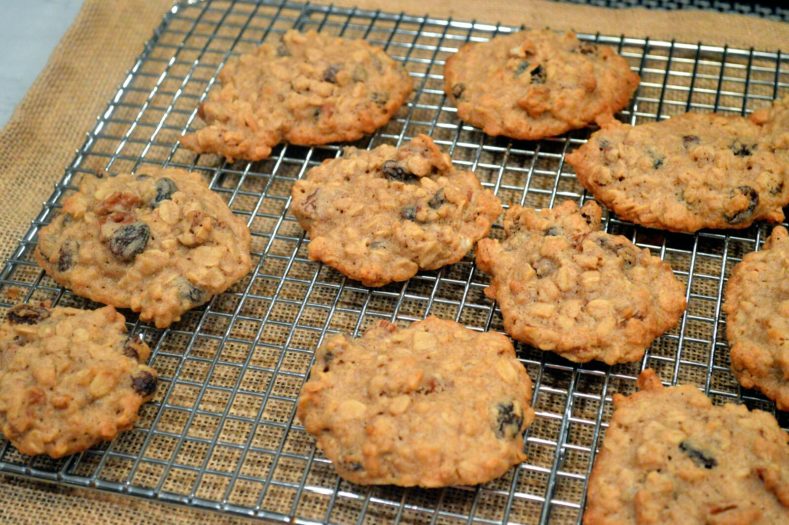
[0,304,157,458]
[180,29,413,162]
[585,369,789,525]
[724,226,789,411]
[476,201,686,365]
[567,97,789,232]
[290,134,502,287]
[443,30,639,140]
[297,316,534,487]
[35,168,252,328]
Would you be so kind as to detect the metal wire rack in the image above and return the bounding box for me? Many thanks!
[0,0,786,523]
[556,0,789,22]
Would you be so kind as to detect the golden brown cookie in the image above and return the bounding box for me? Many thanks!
[585,369,789,524]
[290,134,502,287]
[443,30,639,140]
[566,97,789,232]
[476,201,686,365]
[723,226,789,411]
[297,316,534,487]
[180,29,413,161]
[35,168,252,328]
[0,304,157,458]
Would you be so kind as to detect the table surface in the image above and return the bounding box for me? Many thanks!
[0,0,81,127]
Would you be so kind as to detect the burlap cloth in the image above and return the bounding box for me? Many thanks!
[0,0,785,522]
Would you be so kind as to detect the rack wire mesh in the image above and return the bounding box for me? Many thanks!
[0,0,786,523]
[556,0,789,22]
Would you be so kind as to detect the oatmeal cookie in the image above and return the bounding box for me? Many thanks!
[443,30,639,140]
[585,369,789,524]
[35,168,252,328]
[290,134,502,287]
[476,201,686,364]
[566,97,789,232]
[723,226,789,411]
[297,316,534,487]
[0,304,157,458]
[180,29,413,162]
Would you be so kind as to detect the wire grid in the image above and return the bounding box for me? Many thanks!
[0,0,787,523]
[555,0,789,22]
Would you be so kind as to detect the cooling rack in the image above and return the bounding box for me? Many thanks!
[557,0,789,22]
[0,0,786,523]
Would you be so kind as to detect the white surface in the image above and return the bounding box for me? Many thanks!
[0,0,82,126]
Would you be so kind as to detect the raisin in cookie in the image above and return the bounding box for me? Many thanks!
[35,168,252,328]
[0,304,157,458]
[443,30,639,140]
[585,369,789,524]
[180,29,413,162]
[723,226,789,411]
[566,97,789,232]
[297,316,534,487]
[476,201,686,365]
[290,134,502,287]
